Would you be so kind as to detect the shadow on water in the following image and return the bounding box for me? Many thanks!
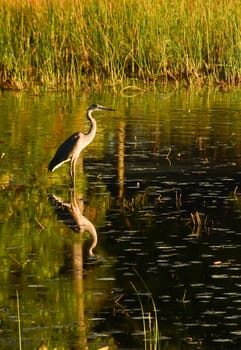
[1,90,241,349]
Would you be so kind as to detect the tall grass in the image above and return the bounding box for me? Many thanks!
[0,0,241,90]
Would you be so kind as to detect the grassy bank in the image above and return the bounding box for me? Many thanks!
[0,0,241,90]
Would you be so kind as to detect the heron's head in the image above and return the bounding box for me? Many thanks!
[88,104,115,112]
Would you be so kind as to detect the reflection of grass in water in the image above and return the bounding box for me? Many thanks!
[131,272,160,350]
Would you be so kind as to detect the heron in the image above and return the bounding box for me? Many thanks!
[48,104,115,186]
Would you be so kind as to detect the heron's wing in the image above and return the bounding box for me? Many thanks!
[48,132,82,172]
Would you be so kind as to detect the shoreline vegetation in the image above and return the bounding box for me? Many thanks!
[1,0,241,91]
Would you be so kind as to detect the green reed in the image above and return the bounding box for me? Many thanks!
[16,290,22,350]
[131,270,161,350]
[0,0,241,90]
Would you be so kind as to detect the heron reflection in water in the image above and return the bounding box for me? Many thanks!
[48,189,98,257]
[48,188,98,348]
[48,104,115,187]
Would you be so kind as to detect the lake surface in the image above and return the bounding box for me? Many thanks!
[1,88,241,349]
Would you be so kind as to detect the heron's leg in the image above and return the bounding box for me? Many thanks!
[69,159,75,188]
[70,157,77,188]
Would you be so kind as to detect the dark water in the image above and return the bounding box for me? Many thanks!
[1,89,241,349]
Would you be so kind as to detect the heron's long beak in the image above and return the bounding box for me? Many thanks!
[102,106,115,111]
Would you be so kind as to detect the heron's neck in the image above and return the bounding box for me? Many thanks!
[87,110,97,140]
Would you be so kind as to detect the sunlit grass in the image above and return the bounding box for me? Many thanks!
[0,0,241,90]
[16,290,22,350]
[131,272,161,350]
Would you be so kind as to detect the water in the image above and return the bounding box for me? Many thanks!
[1,88,241,349]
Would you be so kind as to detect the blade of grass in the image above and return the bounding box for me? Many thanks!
[16,289,22,350]
[131,269,161,350]
[130,281,148,350]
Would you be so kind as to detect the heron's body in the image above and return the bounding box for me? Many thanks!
[48,104,114,186]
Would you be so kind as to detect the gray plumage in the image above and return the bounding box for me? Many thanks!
[48,104,114,186]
